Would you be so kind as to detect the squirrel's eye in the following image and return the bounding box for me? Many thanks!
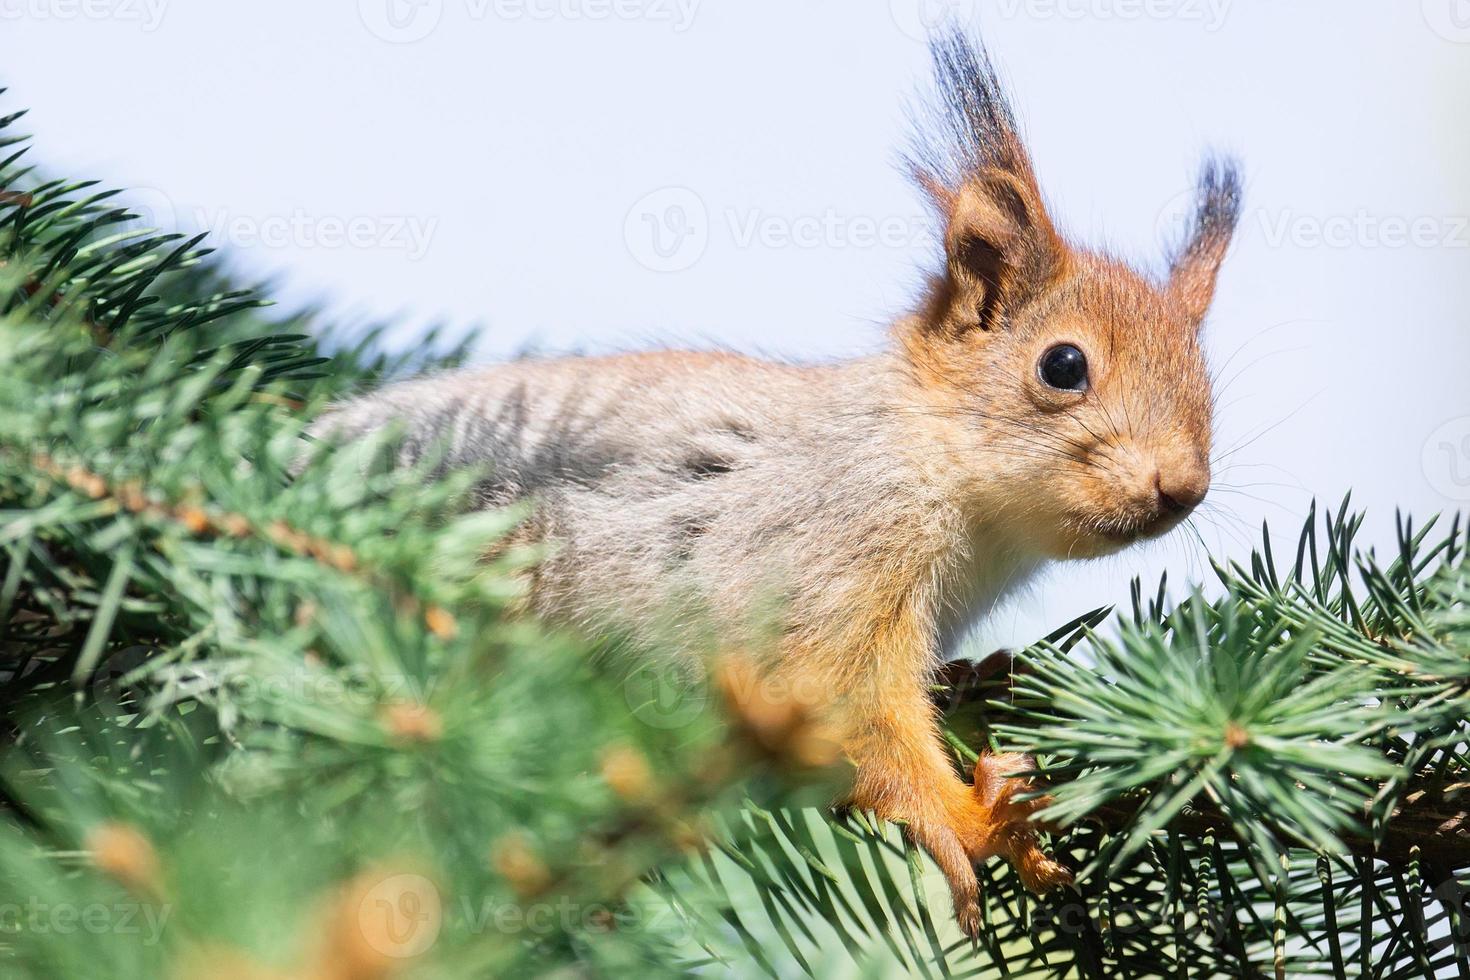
[1038,344,1088,391]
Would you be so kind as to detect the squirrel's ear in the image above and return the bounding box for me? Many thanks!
[909,30,1065,334]
[1168,158,1242,327]
[934,170,1065,333]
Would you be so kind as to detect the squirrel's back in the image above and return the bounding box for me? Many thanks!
[312,351,978,649]
[315,350,872,500]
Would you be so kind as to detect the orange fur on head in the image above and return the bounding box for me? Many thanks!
[899,29,1239,560]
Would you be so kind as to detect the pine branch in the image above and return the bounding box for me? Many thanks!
[942,665,1470,869]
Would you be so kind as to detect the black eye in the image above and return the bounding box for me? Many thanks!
[1038,344,1088,391]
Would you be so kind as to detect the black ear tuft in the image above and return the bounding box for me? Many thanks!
[907,26,1036,197]
[1169,157,1243,325]
[907,28,1065,334]
[1178,157,1242,259]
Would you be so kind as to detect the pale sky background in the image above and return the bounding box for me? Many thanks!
[3,1,1468,650]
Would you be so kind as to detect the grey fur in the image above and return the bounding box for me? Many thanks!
[310,351,1038,663]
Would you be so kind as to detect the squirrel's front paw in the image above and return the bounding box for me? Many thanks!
[962,752,1073,894]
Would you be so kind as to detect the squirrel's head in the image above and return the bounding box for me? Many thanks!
[900,31,1241,560]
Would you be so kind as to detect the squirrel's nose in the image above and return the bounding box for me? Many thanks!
[1154,467,1209,515]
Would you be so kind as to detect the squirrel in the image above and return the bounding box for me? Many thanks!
[310,29,1241,936]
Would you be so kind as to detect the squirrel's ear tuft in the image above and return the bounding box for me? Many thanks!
[908,28,1065,334]
[1168,157,1242,327]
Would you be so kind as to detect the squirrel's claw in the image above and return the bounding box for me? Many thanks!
[954,897,983,942]
[1009,841,1074,894]
[966,752,1073,894]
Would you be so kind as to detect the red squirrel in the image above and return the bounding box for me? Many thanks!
[314,29,1240,935]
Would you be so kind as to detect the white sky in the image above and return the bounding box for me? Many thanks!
[3,0,1468,649]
